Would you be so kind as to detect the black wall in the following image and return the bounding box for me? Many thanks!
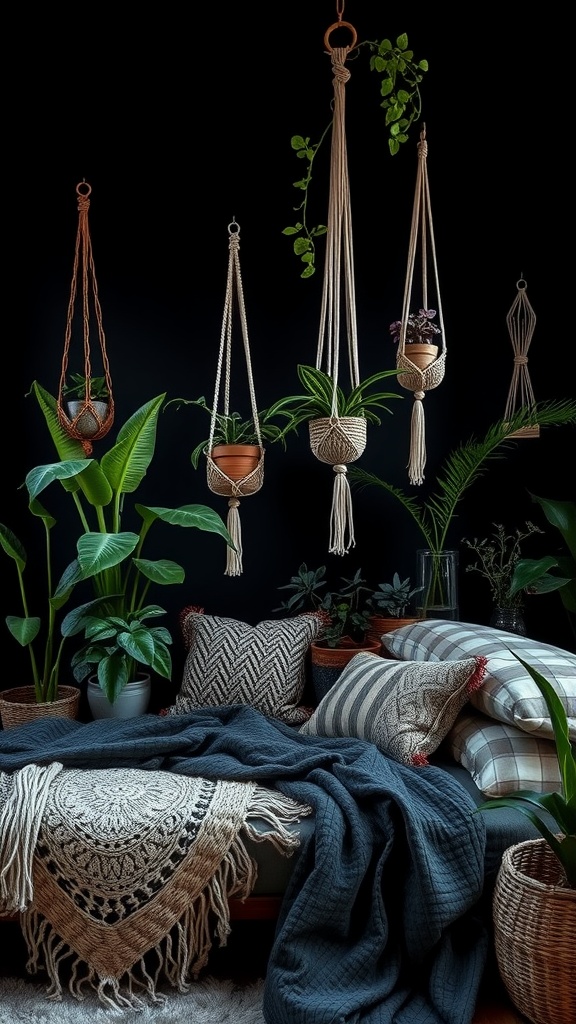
[7,5,574,694]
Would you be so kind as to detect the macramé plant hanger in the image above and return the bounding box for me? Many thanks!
[205,219,264,577]
[310,14,368,557]
[57,180,115,456]
[396,125,446,485]
[503,275,539,438]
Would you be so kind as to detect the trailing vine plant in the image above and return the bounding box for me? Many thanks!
[282,33,429,278]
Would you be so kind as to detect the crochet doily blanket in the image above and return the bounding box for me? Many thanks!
[0,763,311,1008]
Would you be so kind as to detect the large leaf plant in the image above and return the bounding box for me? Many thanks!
[1,382,233,704]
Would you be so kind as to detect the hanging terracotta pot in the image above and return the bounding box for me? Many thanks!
[403,343,438,370]
[210,444,261,482]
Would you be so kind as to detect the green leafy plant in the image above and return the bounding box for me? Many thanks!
[476,651,576,889]
[0,381,233,705]
[165,395,296,469]
[275,563,372,647]
[266,364,403,440]
[62,373,110,401]
[367,573,423,617]
[283,33,428,277]
[510,494,576,648]
[351,400,576,613]
[462,521,544,610]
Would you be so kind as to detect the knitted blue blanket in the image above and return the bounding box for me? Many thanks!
[0,705,488,1023]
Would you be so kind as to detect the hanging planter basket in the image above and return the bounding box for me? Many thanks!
[395,126,447,485]
[308,417,367,466]
[57,181,115,455]
[202,220,265,575]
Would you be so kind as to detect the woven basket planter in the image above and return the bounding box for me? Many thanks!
[308,417,367,465]
[493,838,576,1024]
[0,685,81,729]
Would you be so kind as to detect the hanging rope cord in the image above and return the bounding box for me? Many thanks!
[311,29,367,557]
[206,222,264,577]
[208,225,263,455]
[57,181,114,454]
[503,277,539,438]
[397,127,446,485]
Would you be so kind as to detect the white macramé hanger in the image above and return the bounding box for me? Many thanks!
[311,21,367,556]
[206,220,264,576]
[397,125,447,485]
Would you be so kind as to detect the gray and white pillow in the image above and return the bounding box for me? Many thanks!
[167,609,322,725]
[382,620,576,741]
[447,710,562,796]
[299,650,486,766]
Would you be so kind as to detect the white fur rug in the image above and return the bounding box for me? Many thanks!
[0,976,266,1023]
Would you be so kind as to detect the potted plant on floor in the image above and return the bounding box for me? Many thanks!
[365,573,423,647]
[477,651,575,1024]
[1,381,234,721]
[274,563,381,701]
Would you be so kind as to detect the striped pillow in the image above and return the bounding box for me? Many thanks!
[168,609,322,725]
[299,651,486,766]
[382,620,576,741]
[447,711,562,796]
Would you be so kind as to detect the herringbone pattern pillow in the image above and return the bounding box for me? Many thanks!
[168,610,322,725]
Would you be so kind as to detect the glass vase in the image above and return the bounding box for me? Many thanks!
[416,549,459,620]
[489,606,527,636]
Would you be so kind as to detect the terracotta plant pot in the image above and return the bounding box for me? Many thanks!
[403,343,438,370]
[310,636,382,702]
[0,684,80,729]
[210,444,261,481]
[366,616,423,654]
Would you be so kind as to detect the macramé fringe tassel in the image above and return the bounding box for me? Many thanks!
[225,498,243,576]
[407,394,427,486]
[0,762,63,912]
[329,464,355,556]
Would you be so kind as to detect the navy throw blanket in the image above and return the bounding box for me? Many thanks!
[0,705,488,1023]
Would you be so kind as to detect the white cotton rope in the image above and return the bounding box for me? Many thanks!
[225,498,243,577]
[0,762,63,912]
[329,464,356,556]
[397,126,446,485]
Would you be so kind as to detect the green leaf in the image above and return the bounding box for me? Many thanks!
[396,33,408,49]
[100,395,165,495]
[135,503,233,546]
[380,77,394,97]
[293,237,311,255]
[6,615,41,646]
[290,135,307,150]
[282,226,299,236]
[76,531,140,577]
[0,523,27,571]
[132,558,185,585]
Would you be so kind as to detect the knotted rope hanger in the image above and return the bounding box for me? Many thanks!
[503,276,539,438]
[206,219,264,577]
[397,125,446,485]
[57,181,114,455]
[311,17,366,557]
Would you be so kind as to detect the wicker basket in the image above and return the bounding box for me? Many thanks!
[0,685,80,729]
[493,838,576,1024]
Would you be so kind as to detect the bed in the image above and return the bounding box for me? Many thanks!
[1,613,573,1024]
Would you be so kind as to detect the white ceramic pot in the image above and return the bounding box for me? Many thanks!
[87,674,151,720]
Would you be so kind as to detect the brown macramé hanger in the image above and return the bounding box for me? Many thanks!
[503,276,539,438]
[57,181,114,454]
